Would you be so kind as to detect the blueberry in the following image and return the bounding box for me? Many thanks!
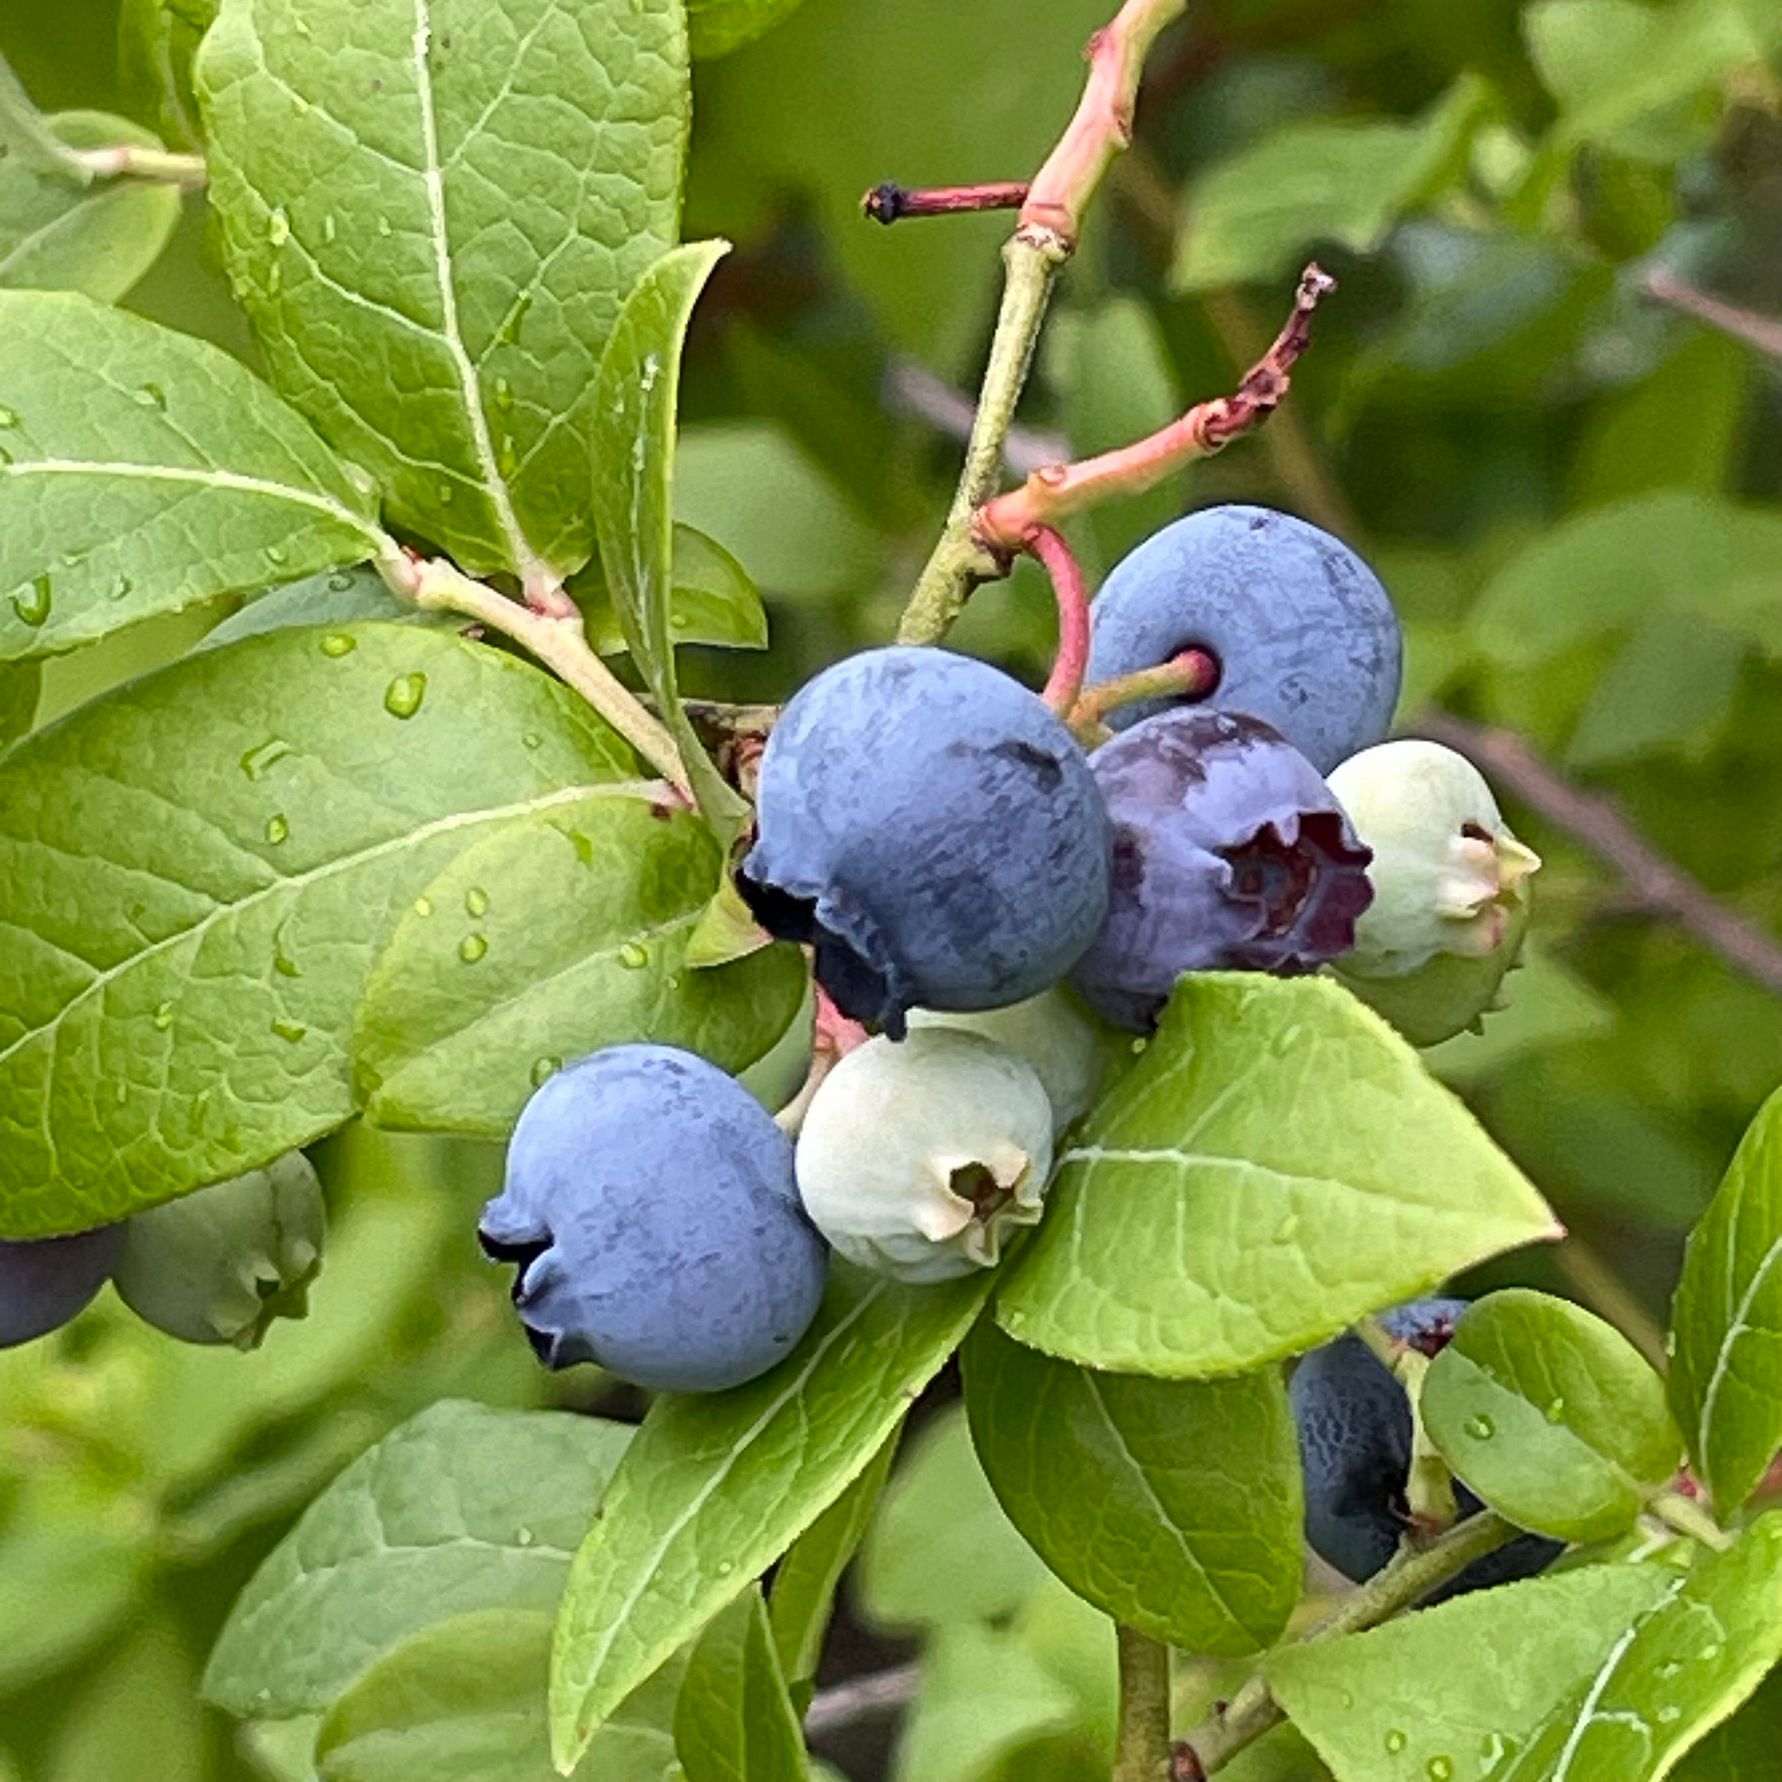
[480,1045,827,1393]
[1085,505,1402,772]
[1291,1298,1563,1596]
[1071,709,1374,1031]
[0,1227,123,1349]
[738,647,1110,1038]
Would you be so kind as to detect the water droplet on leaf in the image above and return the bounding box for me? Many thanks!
[0,406,17,428]
[133,383,167,410]
[384,673,427,718]
[265,814,290,845]
[1464,1414,1495,1441]
[1544,1396,1566,1423]
[530,1057,561,1088]
[465,887,489,918]
[108,573,133,601]
[1428,1759,1453,1781]
[1384,1731,1407,1754]
[152,1001,175,1031]
[240,738,292,780]
[618,941,649,970]
[268,206,292,246]
[413,896,434,918]
[320,632,356,658]
[459,933,488,964]
[10,575,51,628]
[271,1018,307,1044]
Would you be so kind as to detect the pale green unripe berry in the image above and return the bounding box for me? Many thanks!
[112,1153,325,1348]
[795,1030,1054,1284]
[908,987,1111,1133]
[1328,740,1540,979]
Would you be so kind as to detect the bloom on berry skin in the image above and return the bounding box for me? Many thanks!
[1327,739,1540,980]
[795,1029,1055,1284]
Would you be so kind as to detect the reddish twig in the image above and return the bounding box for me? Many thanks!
[804,1662,922,1736]
[1069,649,1220,736]
[975,264,1337,552]
[1417,714,1782,997]
[863,180,1030,224]
[775,988,869,1136]
[1643,269,1782,360]
[1025,526,1094,715]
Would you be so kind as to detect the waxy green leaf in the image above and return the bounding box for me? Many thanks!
[1268,1562,1678,1782]
[1670,1086,1782,1512]
[0,623,640,1233]
[964,1323,1302,1655]
[1423,1289,1682,1542]
[317,1609,683,1782]
[0,113,180,301]
[199,564,444,653]
[1502,1515,1782,1781]
[550,1264,991,1770]
[0,662,35,748]
[0,292,384,663]
[206,1401,634,1719]
[688,0,813,59]
[590,241,747,836]
[996,976,1560,1377]
[674,1589,807,1782]
[573,523,767,657]
[198,0,687,581]
[118,0,217,148]
[353,792,806,1135]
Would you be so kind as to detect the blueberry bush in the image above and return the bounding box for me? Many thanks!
[1,2,1780,1780]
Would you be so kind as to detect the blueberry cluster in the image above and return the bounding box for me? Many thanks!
[482,505,1542,1395]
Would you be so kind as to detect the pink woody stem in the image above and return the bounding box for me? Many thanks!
[863,180,1031,224]
[1026,525,1094,716]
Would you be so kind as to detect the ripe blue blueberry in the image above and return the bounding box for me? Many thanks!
[1085,505,1402,773]
[1291,1298,1563,1596]
[0,1226,123,1349]
[480,1045,827,1394]
[739,647,1110,1038]
[1072,708,1374,1031]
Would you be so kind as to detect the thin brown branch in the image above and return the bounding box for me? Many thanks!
[863,180,1030,224]
[975,263,1336,552]
[1417,713,1782,997]
[883,360,1072,477]
[1643,270,1782,360]
[803,1660,922,1736]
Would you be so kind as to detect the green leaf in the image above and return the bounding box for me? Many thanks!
[0,622,640,1234]
[43,1615,207,1782]
[769,1431,897,1688]
[550,1263,991,1769]
[1672,1668,1782,1781]
[963,1323,1302,1655]
[891,1624,1080,1782]
[687,0,811,59]
[352,792,806,1135]
[1502,1515,1782,1781]
[317,1609,683,1782]
[197,0,687,582]
[205,1400,633,1720]
[1422,1289,1682,1542]
[0,51,82,176]
[1469,491,1782,669]
[118,0,216,148]
[590,241,745,837]
[0,661,35,748]
[995,975,1559,1378]
[675,1590,807,1782]
[0,291,384,663]
[199,564,446,653]
[857,1404,1049,1634]
[1565,613,1745,769]
[1670,1087,1782,1512]
[1267,1561,1678,1782]
[1172,78,1492,292]
[574,523,767,656]
[0,112,180,301]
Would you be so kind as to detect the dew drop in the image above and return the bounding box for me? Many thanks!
[108,573,133,601]
[268,205,292,246]
[1657,1706,1682,1725]
[384,672,427,719]
[267,543,289,567]
[436,482,456,506]
[152,1001,175,1031]
[1464,1414,1496,1441]
[10,574,51,628]
[1384,1731,1407,1755]
[274,943,301,980]
[521,731,543,751]
[1274,1212,1300,1243]
[618,940,649,970]
[1479,1733,1509,1771]
[320,631,357,658]
[321,213,337,245]
[516,1525,535,1547]
[530,1056,561,1088]
[0,405,17,427]
[241,738,292,780]
[715,1559,734,1577]
[1658,1660,1683,1680]
[1544,1396,1567,1424]
[271,1017,307,1044]
[1427,1759,1453,1781]
[326,570,357,592]
[465,886,489,918]
[114,1082,129,1105]
[265,813,290,846]
[376,215,393,239]
[1699,1642,1723,1663]
[459,933,488,964]
[0,445,11,467]
[133,383,167,410]
[413,895,434,918]
[493,376,516,411]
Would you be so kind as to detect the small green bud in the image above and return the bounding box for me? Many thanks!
[795,1029,1054,1283]
[113,1152,325,1348]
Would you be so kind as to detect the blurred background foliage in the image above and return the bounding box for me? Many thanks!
[1,0,1779,1777]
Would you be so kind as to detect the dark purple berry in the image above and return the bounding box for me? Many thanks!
[0,1227,123,1348]
[1071,708,1373,1031]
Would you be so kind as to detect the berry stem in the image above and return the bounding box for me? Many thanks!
[1113,1626,1174,1782]
[1027,526,1094,715]
[1069,649,1220,737]
[384,553,693,796]
[1176,1511,1521,1775]
[1649,1491,1734,1552]
[774,988,870,1136]
[976,264,1336,550]
[862,180,1031,224]
[73,142,208,187]
[897,0,1189,646]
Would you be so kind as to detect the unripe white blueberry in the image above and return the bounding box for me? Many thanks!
[795,1029,1054,1284]
[908,987,1111,1133]
[1327,740,1540,979]
[112,1153,325,1348]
